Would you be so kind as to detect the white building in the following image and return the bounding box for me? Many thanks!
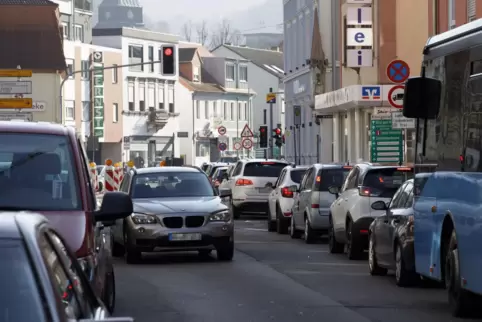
[93,27,182,165]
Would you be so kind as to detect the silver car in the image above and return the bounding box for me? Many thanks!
[226,159,289,218]
[111,166,234,263]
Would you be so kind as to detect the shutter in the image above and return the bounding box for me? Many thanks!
[468,0,476,20]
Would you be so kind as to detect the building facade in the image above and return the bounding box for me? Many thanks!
[51,0,93,44]
[211,44,283,157]
[93,27,181,165]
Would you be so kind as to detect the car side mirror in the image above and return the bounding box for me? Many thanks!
[219,188,231,198]
[403,77,441,119]
[371,200,388,211]
[328,186,340,195]
[95,191,133,224]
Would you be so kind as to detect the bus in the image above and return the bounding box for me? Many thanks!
[403,19,482,317]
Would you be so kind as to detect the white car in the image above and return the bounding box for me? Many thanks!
[328,163,414,260]
[267,165,308,234]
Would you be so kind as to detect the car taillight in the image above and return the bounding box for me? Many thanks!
[358,186,381,197]
[281,187,293,198]
[235,178,253,186]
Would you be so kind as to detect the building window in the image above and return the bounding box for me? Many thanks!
[74,24,83,42]
[223,102,228,120]
[168,82,174,113]
[61,22,69,39]
[158,82,164,109]
[237,102,242,120]
[239,65,248,82]
[196,101,200,119]
[148,46,154,72]
[128,45,143,72]
[204,101,209,119]
[225,64,235,80]
[468,0,476,22]
[112,65,118,83]
[66,59,74,78]
[113,103,119,122]
[230,102,234,121]
[448,0,456,29]
[81,101,90,122]
[128,82,134,111]
[65,100,75,120]
[148,82,155,109]
[81,60,89,80]
[74,0,92,11]
[244,102,248,121]
[193,66,200,82]
[139,83,145,112]
[212,101,217,117]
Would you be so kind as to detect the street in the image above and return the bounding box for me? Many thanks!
[113,217,478,322]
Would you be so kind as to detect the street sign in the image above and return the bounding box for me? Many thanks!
[0,112,32,121]
[217,126,226,135]
[294,105,301,125]
[388,85,404,109]
[0,70,32,77]
[0,81,32,94]
[240,124,254,137]
[0,98,32,109]
[234,141,241,150]
[218,142,227,151]
[242,138,253,149]
[266,93,276,104]
[391,111,415,129]
[370,119,403,163]
[386,60,410,83]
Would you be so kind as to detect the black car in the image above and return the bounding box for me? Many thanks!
[0,212,134,322]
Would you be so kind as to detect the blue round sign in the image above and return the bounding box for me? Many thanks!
[387,60,410,83]
[218,142,227,151]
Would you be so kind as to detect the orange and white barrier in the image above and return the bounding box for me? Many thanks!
[104,159,116,191]
[89,162,98,192]
[113,162,123,190]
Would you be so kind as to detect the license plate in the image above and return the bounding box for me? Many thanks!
[258,187,272,193]
[168,233,202,241]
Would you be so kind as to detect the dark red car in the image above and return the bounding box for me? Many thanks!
[0,121,132,313]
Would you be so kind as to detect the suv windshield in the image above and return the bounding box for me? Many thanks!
[132,171,215,198]
[0,239,46,322]
[315,168,351,191]
[290,169,307,184]
[243,162,287,177]
[0,133,80,210]
[363,167,414,197]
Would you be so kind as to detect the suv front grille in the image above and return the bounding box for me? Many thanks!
[163,217,183,228]
[185,216,205,228]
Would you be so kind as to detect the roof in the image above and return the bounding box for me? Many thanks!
[179,48,197,62]
[179,77,224,93]
[0,121,72,136]
[0,212,47,239]
[217,45,284,77]
[0,0,56,4]
[135,166,201,174]
[0,28,66,71]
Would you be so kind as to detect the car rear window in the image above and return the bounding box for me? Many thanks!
[243,162,287,177]
[363,167,414,197]
[208,166,224,177]
[315,168,351,191]
[215,169,228,179]
[290,169,307,184]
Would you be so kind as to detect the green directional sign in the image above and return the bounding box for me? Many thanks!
[93,61,104,138]
[370,119,403,164]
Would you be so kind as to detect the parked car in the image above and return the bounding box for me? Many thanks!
[112,166,233,263]
[0,212,133,322]
[328,163,413,259]
[225,159,289,218]
[0,121,133,313]
[291,164,352,243]
[267,165,308,234]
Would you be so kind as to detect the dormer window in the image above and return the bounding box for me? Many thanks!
[239,65,248,82]
[193,66,200,82]
[225,63,235,81]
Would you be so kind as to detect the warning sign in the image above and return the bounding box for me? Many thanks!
[240,124,253,137]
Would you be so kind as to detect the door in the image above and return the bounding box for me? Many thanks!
[269,170,285,220]
[293,169,310,229]
[299,168,315,219]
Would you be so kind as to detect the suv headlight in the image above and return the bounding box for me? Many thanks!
[209,210,230,222]
[131,213,158,224]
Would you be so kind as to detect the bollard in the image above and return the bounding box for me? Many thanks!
[104,159,116,191]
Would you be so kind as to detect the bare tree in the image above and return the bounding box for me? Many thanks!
[210,19,242,48]
[181,21,193,41]
[196,20,209,45]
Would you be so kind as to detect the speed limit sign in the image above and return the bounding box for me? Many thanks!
[242,138,253,149]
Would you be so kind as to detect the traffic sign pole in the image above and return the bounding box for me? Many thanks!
[268,87,274,159]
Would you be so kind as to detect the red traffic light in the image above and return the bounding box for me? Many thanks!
[164,48,173,56]
[275,128,281,135]
[260,127,265,133]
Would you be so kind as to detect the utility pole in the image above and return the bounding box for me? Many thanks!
[331,0,341,90]
[269,87,274,159]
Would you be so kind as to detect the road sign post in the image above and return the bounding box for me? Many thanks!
[266,88,276,158]
[370,119,403,164]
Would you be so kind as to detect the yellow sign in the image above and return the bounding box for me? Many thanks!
[266,93,276,104]
[0,98,32,109]
[127,160,134,168]
[0,70,32,77]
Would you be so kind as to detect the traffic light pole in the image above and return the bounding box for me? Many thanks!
[269,87,274,159]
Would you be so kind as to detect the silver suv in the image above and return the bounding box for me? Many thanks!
[226,159,289,218]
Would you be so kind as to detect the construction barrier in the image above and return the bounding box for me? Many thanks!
[113,162,123,190]
[89,162,99,192]
[104,159,116,191]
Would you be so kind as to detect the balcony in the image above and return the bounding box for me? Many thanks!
[147,108,169,131]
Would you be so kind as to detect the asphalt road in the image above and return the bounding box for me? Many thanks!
[112,216,480,322]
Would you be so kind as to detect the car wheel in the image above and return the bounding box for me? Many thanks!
[216,241,234,261]
[395,242,418,286]
[290,217,302,239]
[304,216,316,244]
[328,217,344,253]
[368,233,387,276]
[124,230,141,264]
[103,270,116,314]
[276,207,289,234]
[346,219,363,260]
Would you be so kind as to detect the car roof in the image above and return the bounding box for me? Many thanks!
[312,163,353,169]
[0,212,48,239]
[0,121,73,136]
[243,159,289,163]
[135,166,201,174]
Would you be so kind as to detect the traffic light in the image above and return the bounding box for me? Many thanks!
[273,127,283,148]
[259,125,268,148]
[161,45,175,75]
